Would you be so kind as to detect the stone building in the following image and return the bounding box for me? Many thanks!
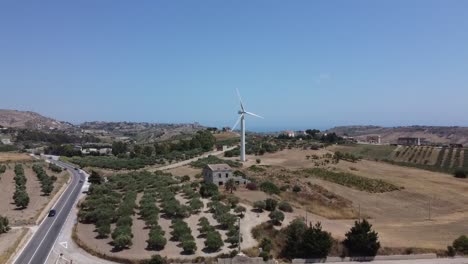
[203,164,249,186]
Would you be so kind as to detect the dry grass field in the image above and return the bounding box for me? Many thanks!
[0,227,28,264]
[0,153,32,163]
[0,162,69,226]
[238,148,468,249]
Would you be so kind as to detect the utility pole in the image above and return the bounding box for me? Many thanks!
[358,204,361,221]
[238,217,241,253]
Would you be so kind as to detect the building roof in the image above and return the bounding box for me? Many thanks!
[206,164,232,171]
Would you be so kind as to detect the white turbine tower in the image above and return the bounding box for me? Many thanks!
[231,89,263,162]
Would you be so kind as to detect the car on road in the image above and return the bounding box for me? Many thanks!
[74,167,78,171]
[79,180,83,183]
[48,209,56,217]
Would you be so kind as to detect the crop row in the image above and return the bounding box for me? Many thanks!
[434,147,446,167]
[302,168,401,193]
[13,164,29,209]
[32,164,57,195]
[442,148,454,169]
[48,163,63,173]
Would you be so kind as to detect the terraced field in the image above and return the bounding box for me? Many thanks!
[391,146,468,172]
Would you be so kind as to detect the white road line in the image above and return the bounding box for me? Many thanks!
[12,161,78,264]
[44,171,85,263]
[26,170,81,264]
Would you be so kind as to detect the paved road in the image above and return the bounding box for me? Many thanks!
[14,161,85,264]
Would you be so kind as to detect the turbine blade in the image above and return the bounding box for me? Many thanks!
[231,115,242,131]
[245,111,264,119]
[236,88,245,112]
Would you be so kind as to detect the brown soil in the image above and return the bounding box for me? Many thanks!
[0,153,32,163]
[0,163,69,226]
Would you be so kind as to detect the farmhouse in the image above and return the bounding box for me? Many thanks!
[397,137,419,146]
[203,164,248,186]
[281,130,295,138]
[366,135,381,144]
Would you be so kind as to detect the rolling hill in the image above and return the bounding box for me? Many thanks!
[327,125,468,145]
[0,109,72,130]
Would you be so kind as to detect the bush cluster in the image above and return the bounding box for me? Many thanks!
[259,181,281,195]
[32,164,57,195]
[13,164,29,209]
[112,191,137,250]
[171,219,197,254]
[0,165,6,175]
[48,163,63,173]
[0,215,10,234]
[190,155,242,169]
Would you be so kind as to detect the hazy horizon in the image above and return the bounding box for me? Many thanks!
[1,1,468,129]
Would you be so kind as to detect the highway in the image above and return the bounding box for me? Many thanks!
[14,160,85,264]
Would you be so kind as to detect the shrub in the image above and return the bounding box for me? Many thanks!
[268,210,284,225]
[234,205,246,216]
[181,175,190,182]
[147,227,167,250]
[113,234,133,250]
[278,201,293,212]
[145,255,167,264]
[447,246,456,257]
[253,200,266,212]
[260,238,272,252]
[0,216,10,234]
[182,239,197,254]
[226,195,240,208]
[200,183,219,198]
[246,182,257,190]
[343,219,380,257]
[259,181,280,195]
[189,198,204,213]
[256,159,261,164]
[205,231,224,252]
[452,235,468,254]
[292,185,301,193]
[282,220,332,259]
[264,198,278,211]
[454,170,467,179]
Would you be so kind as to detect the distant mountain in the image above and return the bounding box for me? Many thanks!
[327,125,468,145]
[0,109,72,130]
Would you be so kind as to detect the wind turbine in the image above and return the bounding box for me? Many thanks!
[231,89,263,162]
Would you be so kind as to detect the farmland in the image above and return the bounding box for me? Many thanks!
[74,170,298,261]
[0,161,69,225]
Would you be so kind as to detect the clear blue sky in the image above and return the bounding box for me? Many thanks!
[1,1,467,131]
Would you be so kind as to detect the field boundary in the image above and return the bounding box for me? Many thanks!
[4,228,30,264]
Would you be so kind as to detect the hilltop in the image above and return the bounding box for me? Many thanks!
[0,109,72,130]
[327,125,468,145]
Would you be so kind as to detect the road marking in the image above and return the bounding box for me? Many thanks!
[26,167,81,264]
[44,164,86,263]
[59,241,68,249]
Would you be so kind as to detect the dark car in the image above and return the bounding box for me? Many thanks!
[48,209,56,217]
[74,167,78,171]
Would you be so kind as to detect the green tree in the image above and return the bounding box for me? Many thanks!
[253,200,266,212]
[96,223,111,238]
[143,145,154,157]
[301,222,333,258]
[189,198,204,213]
[282,219,307,259]
[112,141,128,156]
[88,170,103,185]
[264,198,278,211]
[292,185,301,193]
[147,231,167,250]
[226,195,240,208]
[0,216,10,234]
[225,179,237,194]
[234,205,246,217]
[268,210,285,225]
[182,239,197,254]
[14,190,29,209]
[200,183,219,198]
[453,235,468,254]
[113,234,133,250]
[278,201,293,212]
[343,219,380,257]
[205,231,224,252]
[145,255,167,264]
